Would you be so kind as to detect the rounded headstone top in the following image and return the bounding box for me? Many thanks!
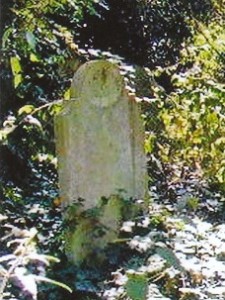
[71,60,124,108]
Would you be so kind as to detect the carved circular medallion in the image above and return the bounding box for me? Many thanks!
[71,60,124,108]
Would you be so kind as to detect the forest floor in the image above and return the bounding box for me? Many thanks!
[100,164,225,300]
[1,164,225,300]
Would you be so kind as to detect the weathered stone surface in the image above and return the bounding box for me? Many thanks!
[55,60,146,208]
[55,60,147,264]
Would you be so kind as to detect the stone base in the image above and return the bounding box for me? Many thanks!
[65,195,124,265]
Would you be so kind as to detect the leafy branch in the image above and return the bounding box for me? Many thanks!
[0,225,72,300]
[0,100,64,142]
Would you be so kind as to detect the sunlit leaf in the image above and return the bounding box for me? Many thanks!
[30,53,40,62]
[27,253,60,265]
[144,134,155,154]
[10,56,22,88]
[34,275,72,293]
[18,105,35,116]
[64,88,71,100]
[14,74,22,88]
[10,56,22,75]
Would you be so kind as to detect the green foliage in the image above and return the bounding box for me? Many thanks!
[150,209,171,228]
[2,185,23,203]
[2,1,225,297]
[154,12,225,189]
[155,244,184,272]
[0,0,104,185]
[1,0,219,188]
[0,226,72,300]
[10,56,22,88]
[125,271,148,300]
[186,196,200,210]
[1,0,103,103]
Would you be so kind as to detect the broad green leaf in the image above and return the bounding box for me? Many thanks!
[14,74,22,88]
[10,56,22,75]
[18,105,35,115]
[26,31,36,50]
[125,271,148,300]
[48,102,63,115]
[10,57,22,88]
[30,53,40,62]
[144,134,155,154]
[156,243,184,272]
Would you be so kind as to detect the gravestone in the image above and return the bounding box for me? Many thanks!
[55,60,146,264]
